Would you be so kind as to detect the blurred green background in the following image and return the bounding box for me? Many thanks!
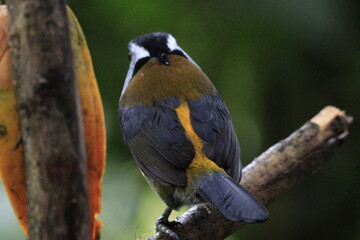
[1,0,359,239]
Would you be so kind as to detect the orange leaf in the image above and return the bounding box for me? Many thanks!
[0,5,28,235]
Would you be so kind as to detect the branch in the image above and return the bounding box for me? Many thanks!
[6,1,90,239]
[146,106,353,240]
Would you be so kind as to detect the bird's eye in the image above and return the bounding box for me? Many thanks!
[171,49,187,59]
[128,53,132,60]
[132,57,151,77]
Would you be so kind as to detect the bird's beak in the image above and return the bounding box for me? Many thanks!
[157,53,170,65]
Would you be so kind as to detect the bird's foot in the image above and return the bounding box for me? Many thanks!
[155,207,182,240]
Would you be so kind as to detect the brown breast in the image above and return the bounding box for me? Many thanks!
[120,55,217,107]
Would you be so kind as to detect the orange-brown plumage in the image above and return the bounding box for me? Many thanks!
[120,55,216,107]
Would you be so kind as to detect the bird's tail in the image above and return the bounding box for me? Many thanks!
[196,171,268,223]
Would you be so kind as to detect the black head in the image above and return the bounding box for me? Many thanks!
[131,32,172,65]
[121,32,200,95]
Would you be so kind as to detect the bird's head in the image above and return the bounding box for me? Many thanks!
[121,32,200,95]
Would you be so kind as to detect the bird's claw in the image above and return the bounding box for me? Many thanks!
[156,218,181,240]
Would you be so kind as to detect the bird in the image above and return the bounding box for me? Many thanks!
[119,32,268,239]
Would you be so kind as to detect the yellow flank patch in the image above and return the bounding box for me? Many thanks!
[174,101,223,183]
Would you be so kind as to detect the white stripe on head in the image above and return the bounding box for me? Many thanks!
[166,34,201,70]
[130,43,150,60]
[167,34,179,51]
[121,43,150,96]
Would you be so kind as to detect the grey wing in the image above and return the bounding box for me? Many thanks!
[188,95,241,182]
[119,98,195,186]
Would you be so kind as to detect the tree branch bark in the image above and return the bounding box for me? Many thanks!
[6,1,90,239]
[146,106,353,240]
